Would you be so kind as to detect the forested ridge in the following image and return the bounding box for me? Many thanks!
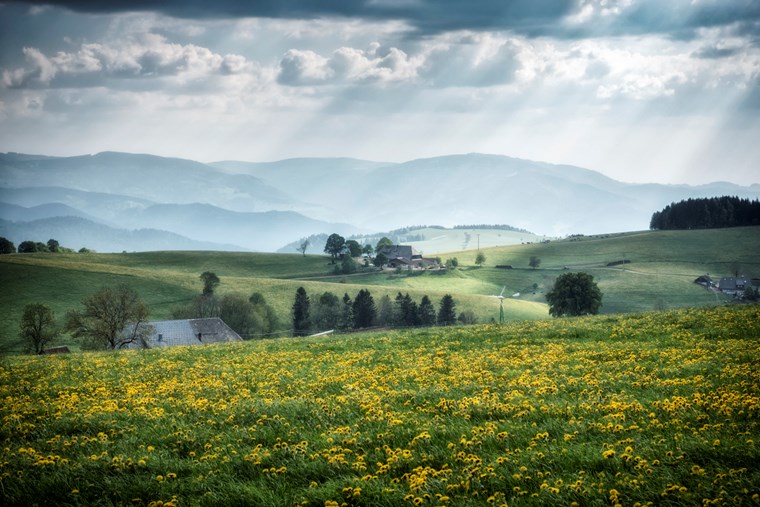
[650,196,760,230]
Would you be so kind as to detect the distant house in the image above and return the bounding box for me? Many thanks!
[694,275,714,287]
[125,318,243,349]
[376,244,439,269]
[718,276,750,294]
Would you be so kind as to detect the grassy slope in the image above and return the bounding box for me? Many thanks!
[1,227,758,352]
[1,305,758,506]
[376,227,546,255]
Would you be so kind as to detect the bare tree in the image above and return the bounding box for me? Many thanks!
[19,303,58,354]
[297,239,310,257]
[65,286,151,350]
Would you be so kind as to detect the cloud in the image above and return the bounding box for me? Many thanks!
[10,0,760,38]
[278,44,420,85]
[2,33,255,89]
[692,44,743,59]
[278,49,333,85]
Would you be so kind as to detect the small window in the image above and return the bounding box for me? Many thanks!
[158,334,163,341]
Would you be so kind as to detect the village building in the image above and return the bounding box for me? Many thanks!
[375,244,438,269]
[718,276,751,295]
[125,317,243,349]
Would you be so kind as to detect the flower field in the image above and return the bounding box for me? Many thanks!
[1,305,759,506]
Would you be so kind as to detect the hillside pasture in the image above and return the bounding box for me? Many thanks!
[1,227,758,352]
[1,305,758,506]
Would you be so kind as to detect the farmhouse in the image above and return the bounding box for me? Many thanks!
[718,276,750,295]
[376,244,438,269]
[125,318,243,349]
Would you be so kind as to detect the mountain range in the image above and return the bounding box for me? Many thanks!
[1,151,758,253]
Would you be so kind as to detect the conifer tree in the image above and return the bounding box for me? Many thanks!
[352,289,377,329]
[437,294,457,326]
[292,287,310,336]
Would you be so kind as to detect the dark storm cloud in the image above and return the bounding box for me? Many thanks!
[692,45,742,60]
[11,0,758,38]
[7,0,573,35]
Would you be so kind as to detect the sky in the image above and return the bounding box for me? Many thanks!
[0,0,758,186]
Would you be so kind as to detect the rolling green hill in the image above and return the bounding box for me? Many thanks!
[278,226,546,255]
[1,305,758,506]
[1,226,758,353]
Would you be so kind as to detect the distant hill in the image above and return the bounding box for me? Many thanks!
[0,151,293,212]
[215,153,760,236]
[0,216,242,252]
[3,151,760,252]
[122,203,358,252]
[0,186,155,223]
[0,202,100,223]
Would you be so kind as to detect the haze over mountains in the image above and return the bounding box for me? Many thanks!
[1,151,758,253]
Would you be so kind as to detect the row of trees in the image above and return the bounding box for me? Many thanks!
[0,236,92,254]
[19,285,152,354]
[650,196,760,230]
[18,271,282,353]
[323,233,395,263]
[292,287,459,336]
[170,271,279,339]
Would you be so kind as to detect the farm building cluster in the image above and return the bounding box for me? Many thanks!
[695,274,758,298]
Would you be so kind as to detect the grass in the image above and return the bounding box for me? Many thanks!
[1,305,758,506]
[1,226,758,352]
[368,227,547,255]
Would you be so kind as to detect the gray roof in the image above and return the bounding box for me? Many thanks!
[718,276,750,291]
[377,245,421,261]
[125,318,242,349]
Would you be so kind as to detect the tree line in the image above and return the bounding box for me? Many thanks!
[650,196,760,230]
[0,236,93,254]
[292,287,461,336]
[17,271,281,354]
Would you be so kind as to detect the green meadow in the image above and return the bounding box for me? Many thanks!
[1,305,758,506]
[1,226,758,352]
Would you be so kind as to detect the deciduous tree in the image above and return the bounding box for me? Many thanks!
[345,239,362,258]
[297,239,310,256]
[312,291,340,331]
[17,240,37,253]
[546,272,603,317]
[377,294,394,326]
[373,252,388,268]
[475,252,486,266]
[65,286,151,350]
[19,303,58,354]
[0,237,15,254]
[376,237,393,251]
[324,233,346,264]
[200,271,220,296]
[529,256,541,269]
